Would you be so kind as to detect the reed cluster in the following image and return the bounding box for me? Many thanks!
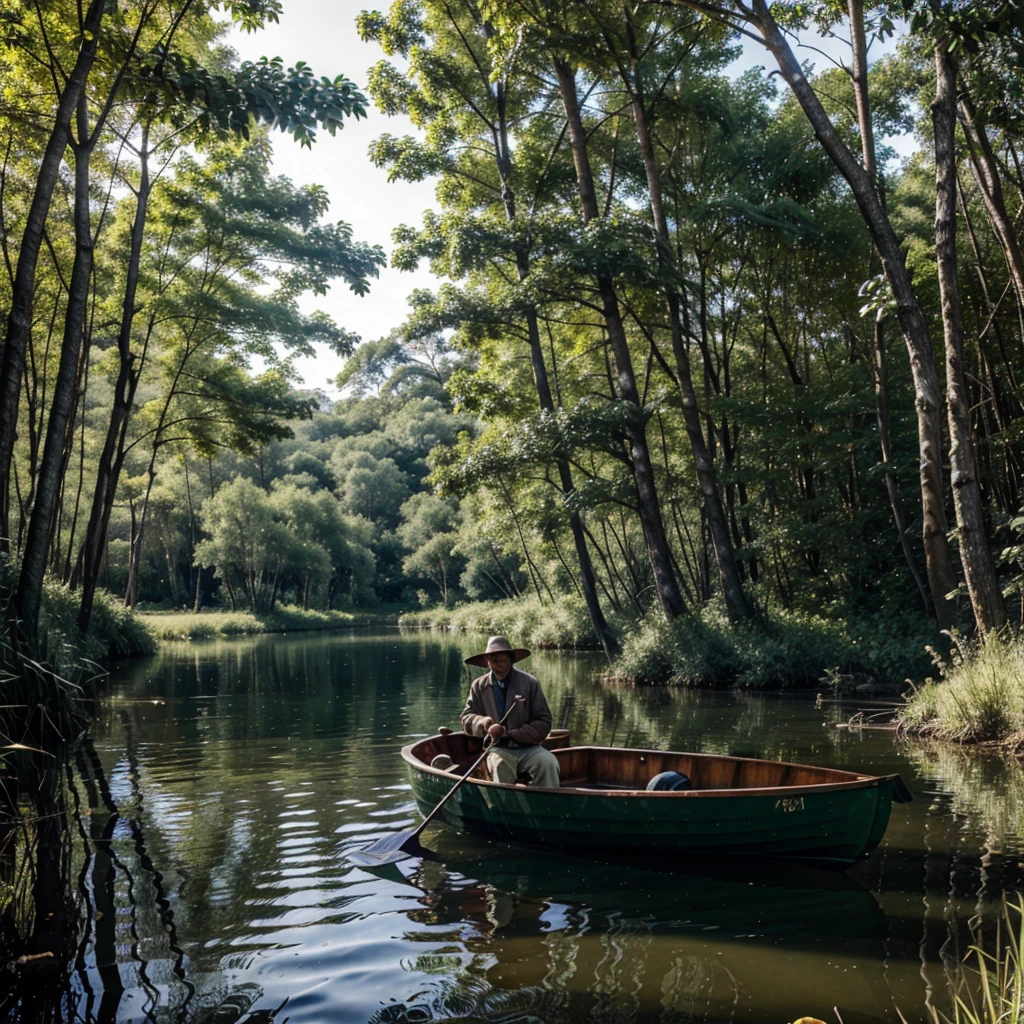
[908,897,1024,1024]
[898,636,1024,745]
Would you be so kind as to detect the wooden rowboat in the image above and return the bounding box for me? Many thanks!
[403,729,912,869]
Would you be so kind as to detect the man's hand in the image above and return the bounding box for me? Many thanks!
[479,716,494,734]
[487,723,506,740]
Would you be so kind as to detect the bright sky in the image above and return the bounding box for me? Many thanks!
[226,3,909,394]
[226,0,438,393]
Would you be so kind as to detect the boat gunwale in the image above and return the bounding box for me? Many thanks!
[401,737,891,799]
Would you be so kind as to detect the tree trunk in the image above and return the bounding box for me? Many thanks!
[847,0,876,179]
[124,468,156,610]
[933,44,1006,634]
[958,90,1024,325]
[555,57,686,621]
[872,315,932,614]
[624,48,748,623]
[15,106,97,646]
[78,133,152,632]
[0,0,104,542]
[487,56,619,655]
[738,0,957,627]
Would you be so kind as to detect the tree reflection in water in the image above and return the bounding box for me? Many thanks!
[4,634,1024,1023]
[366,845,891,1024]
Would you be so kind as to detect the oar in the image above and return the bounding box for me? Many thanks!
[349,694,524,868]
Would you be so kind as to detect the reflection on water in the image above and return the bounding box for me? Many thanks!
[2,630,1024,1023]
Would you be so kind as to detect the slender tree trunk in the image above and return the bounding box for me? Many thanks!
[872,315,932,614]
[62,356,90,583]
[624,48,748,623]
[721,0,957,627]
[933,45,1006,634]
[124,468,156,609]
[0,0,104,542]
[487,58,618,655]
[848,0,876,179]
[78,135,152,632]
[15,108,97,645]
[845,0,939,617]
[555,57,686,620]
[958,90,1024,323]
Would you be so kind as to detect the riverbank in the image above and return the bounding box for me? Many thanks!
[400,596,608,650]
[37,583,156,666]
[898,635,1024,749]
[138,604,402,641]
[401,597,938,689]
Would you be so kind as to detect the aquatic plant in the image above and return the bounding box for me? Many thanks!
[898,636,1024,745]
[901,897,1024,1024]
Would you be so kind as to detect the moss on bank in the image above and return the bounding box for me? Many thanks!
[139,604,400,641]
[402,597,937,688]
[898,636,1024,746]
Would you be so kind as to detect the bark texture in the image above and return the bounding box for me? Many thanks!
[624,49,749,623]
[933,44,1006,634]
[0,0,104,544]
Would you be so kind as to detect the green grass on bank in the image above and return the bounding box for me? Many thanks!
[39,583,156,664]
[898,636,1024,745]
[139,604,401,641]
[401,596,937,688]
[400,596,604,650]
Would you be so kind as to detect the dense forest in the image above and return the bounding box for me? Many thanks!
[3,0,1024,689]
[2,0,1024,996]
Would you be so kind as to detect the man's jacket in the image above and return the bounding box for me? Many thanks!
[460,666,552,747]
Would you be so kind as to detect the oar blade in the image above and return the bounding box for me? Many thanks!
[348,830,426,868]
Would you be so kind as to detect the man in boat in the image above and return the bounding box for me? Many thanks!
[461,636,561,788]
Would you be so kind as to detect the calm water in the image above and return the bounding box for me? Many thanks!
[30,631,1024,1023]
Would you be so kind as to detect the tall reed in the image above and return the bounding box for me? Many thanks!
[901,897,1024,1024]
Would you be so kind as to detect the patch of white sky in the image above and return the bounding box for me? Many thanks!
[225,1,916,395]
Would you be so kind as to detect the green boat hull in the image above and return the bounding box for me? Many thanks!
[406,746,903,869]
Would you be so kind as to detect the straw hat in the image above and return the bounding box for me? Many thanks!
[464,635,531,668]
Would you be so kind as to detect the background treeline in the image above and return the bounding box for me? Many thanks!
[9,0,1024,693]
[350,0,1024,684]
[0,0,389,677]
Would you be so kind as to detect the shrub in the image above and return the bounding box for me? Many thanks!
[36,582,155,670]
[403,597,937,688]
[611,606,935,689]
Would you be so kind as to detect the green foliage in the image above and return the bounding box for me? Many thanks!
[400,595,611,650]
[137,605,382,640]
[898,636,1024,744]
[27,580,155,682]
[911,896,1024,1024]
[611,607,936,689]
